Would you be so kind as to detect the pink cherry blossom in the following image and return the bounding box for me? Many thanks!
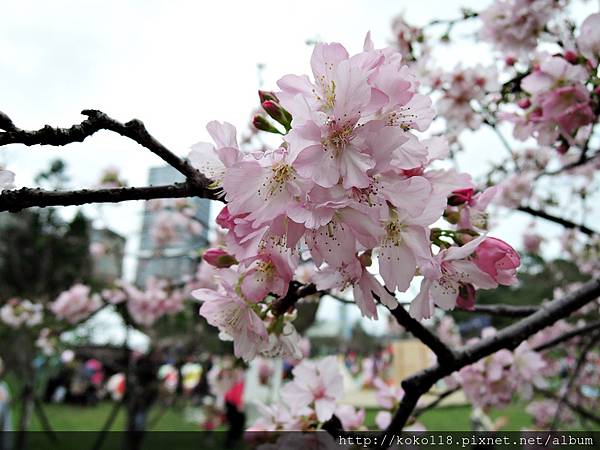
[193,271,269,362]
[480,0,562,55]
[526,400,574,429]
[577,13,600,64]
[334,404,365,431]
[51,284,102,324]
[280,356,344,422]
[202,248,236,268]
[375,411,392,430]
[123,278,184,326]
[409,236,498,320]
[373,377,404,409]
[0,298,43,328]
[0,169,15,191]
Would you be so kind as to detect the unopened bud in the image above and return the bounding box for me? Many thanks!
[557,142,569,154]
[262,100,292,131]
[504,56,516,66]
[517,98,531,109]
[252,115,282,134]
[203,248,237,268]
[563,50,578,64]
[258,90,279,104]
[448,188,474,206]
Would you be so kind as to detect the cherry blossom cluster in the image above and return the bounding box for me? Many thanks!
[0,298,43,328]
[433,65,499,139]
[190,36,521,361]
[372,377,406,430]
[249,356,344,431]
[446,327,547,410]
[526,400,574,429]
[102,277,187,326]
[479,0,566,56]
[50,283,102,324]
[503,53,596,149]
[147,198,203,248]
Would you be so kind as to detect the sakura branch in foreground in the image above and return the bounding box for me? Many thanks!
[2,0,600,436]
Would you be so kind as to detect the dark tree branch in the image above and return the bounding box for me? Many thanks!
[517,206,597,236]
[0,182,220,213]
[538,150,600,178]
[0,109,207,186]
[384,277,600,434]
[385,301,457,365]
[534,320,600,352]
[468,303,539,317]
[271,282,319,316]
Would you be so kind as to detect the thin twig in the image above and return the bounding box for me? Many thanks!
[469,303,538,317]
[517,206,598,236]
[534,320,600,352]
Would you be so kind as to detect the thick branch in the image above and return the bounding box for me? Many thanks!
[0,182,220,212]
[271,282,319,316]
[517,206,597,236]
[386,302,456,365]
[0,110,207,186]
[385,277,600,433]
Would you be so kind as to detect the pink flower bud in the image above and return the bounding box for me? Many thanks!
[563,50,578,64]
[517,98,531,109]
[262,100,292,130]
[203,248,237,268]
[252,115,282,134]
[557,142,569,154]
[258,90,279,104]
[473,237,520,286]
[448,188,474,206]
[504,56,516,66]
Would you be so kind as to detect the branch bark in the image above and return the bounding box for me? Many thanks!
[0,182,220,212]
[384,276,600,433]
[517,206,597,236]
[385,302,456,365]
[0,109,222,211]
[469,303,538,317]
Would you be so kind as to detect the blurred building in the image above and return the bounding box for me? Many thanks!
[91,228,126,283]
[135,165,211,285]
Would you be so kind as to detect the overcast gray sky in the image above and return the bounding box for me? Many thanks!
[2,0,598,340]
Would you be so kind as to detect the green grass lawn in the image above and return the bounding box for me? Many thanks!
[17,400,598,432]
